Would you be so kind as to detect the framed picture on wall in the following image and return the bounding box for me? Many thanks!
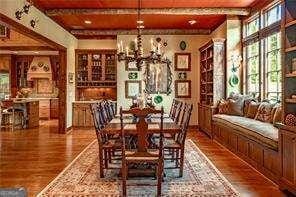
[125,61,138,71]
[175,80,191,98]
[174,53,191,71]
[125,80,142,98]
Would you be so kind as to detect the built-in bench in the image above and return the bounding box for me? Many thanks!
[210,97,281,183]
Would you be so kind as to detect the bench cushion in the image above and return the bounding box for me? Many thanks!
[212,114,278,150]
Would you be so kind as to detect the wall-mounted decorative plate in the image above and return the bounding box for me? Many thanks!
[37,62,44,67]
[128,72,138,80]
[154,95,163,104]
[179,41,187,51]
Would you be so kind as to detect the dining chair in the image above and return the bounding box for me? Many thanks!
[169,99,183,123]
[164,103,193,177]
[120,107,164,197]
[90,103,121,178]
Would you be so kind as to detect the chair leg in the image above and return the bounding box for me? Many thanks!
[157,162,163,197]
[179,148,185,177]
[104,150,108,169]
[122,162,127,197]
[99,149,104,178]
[175,149,179,167]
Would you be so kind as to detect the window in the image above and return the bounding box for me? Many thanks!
[265,32,281,101]
[243,2,282,102]
[264,4,281,26]
[246,17,259,36]
[246,42,260,98]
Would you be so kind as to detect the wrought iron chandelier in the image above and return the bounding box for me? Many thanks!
[117,0,164,70]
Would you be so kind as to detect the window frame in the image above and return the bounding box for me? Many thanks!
[243,1,282,102]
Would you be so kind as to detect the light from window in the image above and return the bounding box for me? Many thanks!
[246,42,260,98]
[265,32,281,102]
[265,4,281,26]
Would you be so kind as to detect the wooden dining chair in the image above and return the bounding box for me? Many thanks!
[120,107,164,197]
[163,103,193,177]
[169,99,183,123]
[90,103,121,178]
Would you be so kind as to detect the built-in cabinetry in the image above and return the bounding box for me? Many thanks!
[280,1,296,194]
[14,100,39,128]
[198,39,225,138]
[279,125,296,194]
[75,50,117,101]
[39,98,59,119]
[72,102,94,127]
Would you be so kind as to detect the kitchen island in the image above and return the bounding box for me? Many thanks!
[13,99,39,129]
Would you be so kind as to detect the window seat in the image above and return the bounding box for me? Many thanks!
[212,114,278,150]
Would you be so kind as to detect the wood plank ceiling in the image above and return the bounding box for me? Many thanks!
[30,0,263,39]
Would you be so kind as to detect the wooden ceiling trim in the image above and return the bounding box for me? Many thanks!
[70,29,212,36]
[45,8,250,16]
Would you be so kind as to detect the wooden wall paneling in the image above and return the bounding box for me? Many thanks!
[212,121,280,183]
[248,142,264,167]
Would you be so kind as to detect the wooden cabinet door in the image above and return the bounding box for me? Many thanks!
[205,107,212,132]
[85,106,94,127]
[282,131,296,187]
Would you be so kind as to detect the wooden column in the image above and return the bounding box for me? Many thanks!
[58,50,67,133]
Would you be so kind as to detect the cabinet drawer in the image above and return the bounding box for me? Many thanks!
[39,100,50,108]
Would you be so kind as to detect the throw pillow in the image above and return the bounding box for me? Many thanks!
[218,99,230,114]
[243,98,255,116]
[246,101,260,119]
[272,105,282,125]
[228,98,244,116]
[255,102,275,123]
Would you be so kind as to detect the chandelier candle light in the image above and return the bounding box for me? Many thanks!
[117,0,164,70]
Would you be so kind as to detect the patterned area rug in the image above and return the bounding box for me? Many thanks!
[38,139,239,196]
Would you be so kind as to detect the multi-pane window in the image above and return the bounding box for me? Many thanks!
[246,42,260,98]
[265,32,281,101]
[246,17,259,36]
[244,2,282,102]
[264,4,281,27]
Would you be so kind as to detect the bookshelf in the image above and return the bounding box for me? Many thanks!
[280,1,296,195]
[198,38,225,138]
[282,0,296,117]
[199,39,225,106]
[75,50,117,100]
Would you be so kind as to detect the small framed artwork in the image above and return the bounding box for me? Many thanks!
[125,80,142,99]
[175,80,191,98]
[125,61,138,71]
[175,53,191,71]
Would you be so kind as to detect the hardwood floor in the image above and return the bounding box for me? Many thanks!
[0,121,285,196]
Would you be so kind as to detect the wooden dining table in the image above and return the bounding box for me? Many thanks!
[101,114,182,135]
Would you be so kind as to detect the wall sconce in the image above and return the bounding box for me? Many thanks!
[15,1,32,20]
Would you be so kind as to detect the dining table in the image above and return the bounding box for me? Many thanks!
[101,113,182,135]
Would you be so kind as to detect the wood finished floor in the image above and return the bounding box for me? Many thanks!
[0,120,285,196]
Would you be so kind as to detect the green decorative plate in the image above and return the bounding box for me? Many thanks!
[228,74,239,87]
[154,95,163,104]
[179,41,186,51]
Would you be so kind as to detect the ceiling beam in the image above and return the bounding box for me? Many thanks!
[70,29,211,36]
[46,8,250,16]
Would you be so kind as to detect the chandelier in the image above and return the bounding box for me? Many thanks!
[117,0,164,70]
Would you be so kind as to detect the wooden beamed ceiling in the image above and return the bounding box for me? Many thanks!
[30,0,264,38]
